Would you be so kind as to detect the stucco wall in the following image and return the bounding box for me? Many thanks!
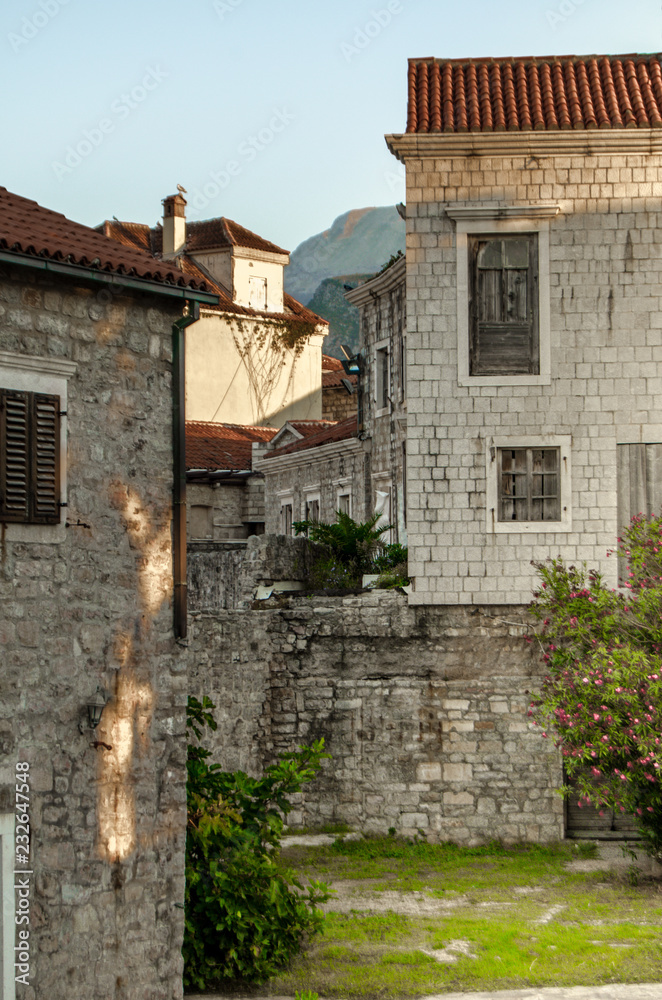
[0,264,187,1000]
[403,151,662,603]
[188,591,563,845]
[186,311,326,427]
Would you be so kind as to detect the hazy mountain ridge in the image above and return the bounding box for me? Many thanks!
[306,274,374,359]
[285,206,405,306]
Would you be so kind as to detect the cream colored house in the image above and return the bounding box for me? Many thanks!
[101,194,328,428]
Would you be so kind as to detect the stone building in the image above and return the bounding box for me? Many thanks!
[386,52,662,605]
[186,420,277,542]
[0,186,217,1000]
[256,417,363,532]
[321,354,357,422]
[345,253,407,543]
[100,195,328,430]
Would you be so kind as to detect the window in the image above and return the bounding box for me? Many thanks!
[190,504,213,539]
[486,436,571,534]
[498,447,559,522]
[248,276,267,310]
[337,492,351,516]
[305,497,319,522]
[448,204,558,387]
[374,484,392,543]
[375,345,389,412]
[469,235,538,375]
[0,389,60,524]
[280,501,293,535]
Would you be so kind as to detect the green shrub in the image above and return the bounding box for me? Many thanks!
[372,543,408,573]
[530,513,662,858]
[294,511,392,588]
[183,696,331,989]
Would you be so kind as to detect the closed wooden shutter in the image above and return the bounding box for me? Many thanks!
[616,443,662,579]
[0,389,60,524]
[469,235,539,375]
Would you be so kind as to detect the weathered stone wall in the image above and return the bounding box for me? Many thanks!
[0,264,187,1000]
[322,384,356,423]
[188,591,563,844]
[188,533,324,611]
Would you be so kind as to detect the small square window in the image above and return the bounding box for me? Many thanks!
[498,447,559,522]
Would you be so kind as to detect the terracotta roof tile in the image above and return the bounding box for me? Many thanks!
[264,416,358,459]
[323,370,357,389]
[0,188,211,292]
[186,420,277,471]
[100,217,326,327]
[405,54,662,133]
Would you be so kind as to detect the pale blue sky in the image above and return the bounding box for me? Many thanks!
[1,0,660,250]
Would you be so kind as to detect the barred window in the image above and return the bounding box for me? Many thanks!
[0,389,60,524]
[498,447,560,522]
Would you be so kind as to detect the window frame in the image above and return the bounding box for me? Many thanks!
[279,496,294,536]
[486,435,572,534]
[0,351,76,543]
[449,205,557,387]
[374,340,390,415]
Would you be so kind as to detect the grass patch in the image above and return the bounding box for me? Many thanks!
[267,837,662,998]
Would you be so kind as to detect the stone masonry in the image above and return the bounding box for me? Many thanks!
[0,263,188,1000]
[391,145,662,604]
[188,589,563,844]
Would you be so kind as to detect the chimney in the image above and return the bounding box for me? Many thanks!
[162,193,186,257]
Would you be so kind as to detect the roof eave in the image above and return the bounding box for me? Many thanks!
[386,128,662,161]
[0,249,220,304]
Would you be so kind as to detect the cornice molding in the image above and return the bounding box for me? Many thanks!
[385,129,662,161]
[344,256,406,306]
[0,351,77,378]
[445,204,561,221]
[255,436,361,474]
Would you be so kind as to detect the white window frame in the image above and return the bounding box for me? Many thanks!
[278,494,294,536]
[486,435,572,534]
[373,340,390,416]
[448,205,559,388]
[0,351,76,543]
[333,476,353,518]
[302,485,321,523]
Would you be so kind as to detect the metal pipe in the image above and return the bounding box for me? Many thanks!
[172,301,200,639]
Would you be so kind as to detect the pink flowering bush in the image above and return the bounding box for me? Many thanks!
[529,514,662,858]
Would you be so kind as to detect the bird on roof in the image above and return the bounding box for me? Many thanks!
[177,184,187,194]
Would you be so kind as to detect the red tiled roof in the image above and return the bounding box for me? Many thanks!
[101,216,287,256]
[323,370,357,389]
[264,416,358,459]
[286,420,336,438]
[186,421,277,471]
[405,54,662,134]
[322,355,344,371]
[100,218,326,327]
[0,189,211,292]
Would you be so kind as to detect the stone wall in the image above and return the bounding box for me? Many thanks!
[403,151,662,604]
[0,263,187,1000]
[188,533,323,611]
[188,590,564,844]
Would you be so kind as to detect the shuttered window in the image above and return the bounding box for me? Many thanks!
[617,443,662,579]
[0,389,60,524]
[499,447,560,522]
[469,234,539,375]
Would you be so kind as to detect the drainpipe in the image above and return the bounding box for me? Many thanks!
[173,301,200,639]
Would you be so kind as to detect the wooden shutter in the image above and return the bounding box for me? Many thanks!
[0,389,60,524]
[617,443,662,580]
[469,235,539,375]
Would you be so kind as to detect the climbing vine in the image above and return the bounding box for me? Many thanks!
[229,316,318,425]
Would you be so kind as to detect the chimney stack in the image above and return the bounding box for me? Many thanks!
[162,193,186,257]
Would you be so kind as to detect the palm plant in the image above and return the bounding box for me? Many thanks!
[293,511,392,581]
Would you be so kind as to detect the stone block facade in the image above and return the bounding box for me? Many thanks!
[389,138,662,604]
[0,263,189,1000]
[188,590,563,844]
